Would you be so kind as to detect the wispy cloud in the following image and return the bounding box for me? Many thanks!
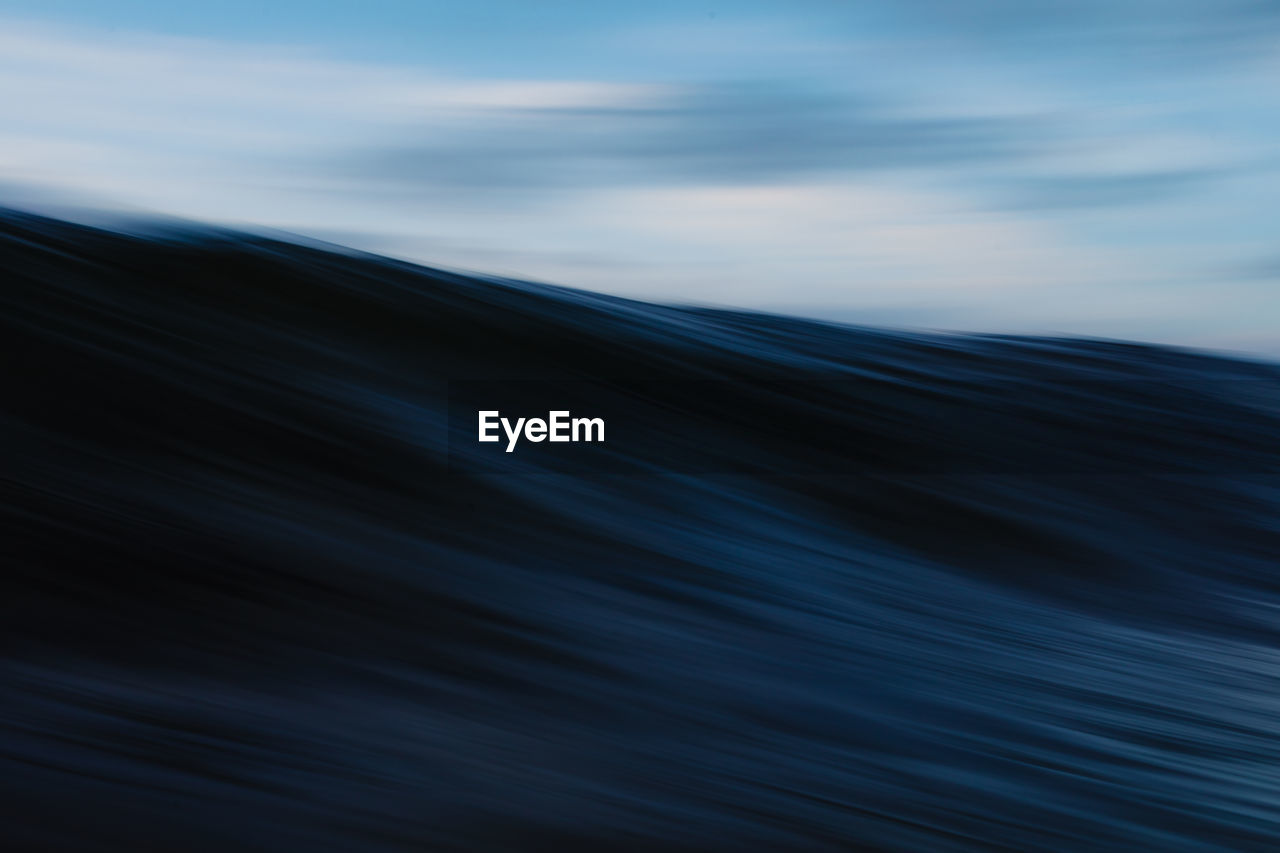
[346,82,1047,197]
[996,168,1227,210]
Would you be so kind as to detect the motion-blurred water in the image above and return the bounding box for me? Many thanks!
[3,209,1280,850]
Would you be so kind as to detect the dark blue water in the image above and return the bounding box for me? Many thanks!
[3,209,1280,850]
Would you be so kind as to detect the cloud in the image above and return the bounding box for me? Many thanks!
[997,168,1226,210]
[344,82,1047,197]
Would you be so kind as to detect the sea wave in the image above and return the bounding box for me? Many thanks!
[3,209,1280,850]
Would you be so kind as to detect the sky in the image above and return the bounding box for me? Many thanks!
[2,1,1279,353]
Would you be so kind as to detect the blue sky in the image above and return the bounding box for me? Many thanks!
[2,1,1278,352]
